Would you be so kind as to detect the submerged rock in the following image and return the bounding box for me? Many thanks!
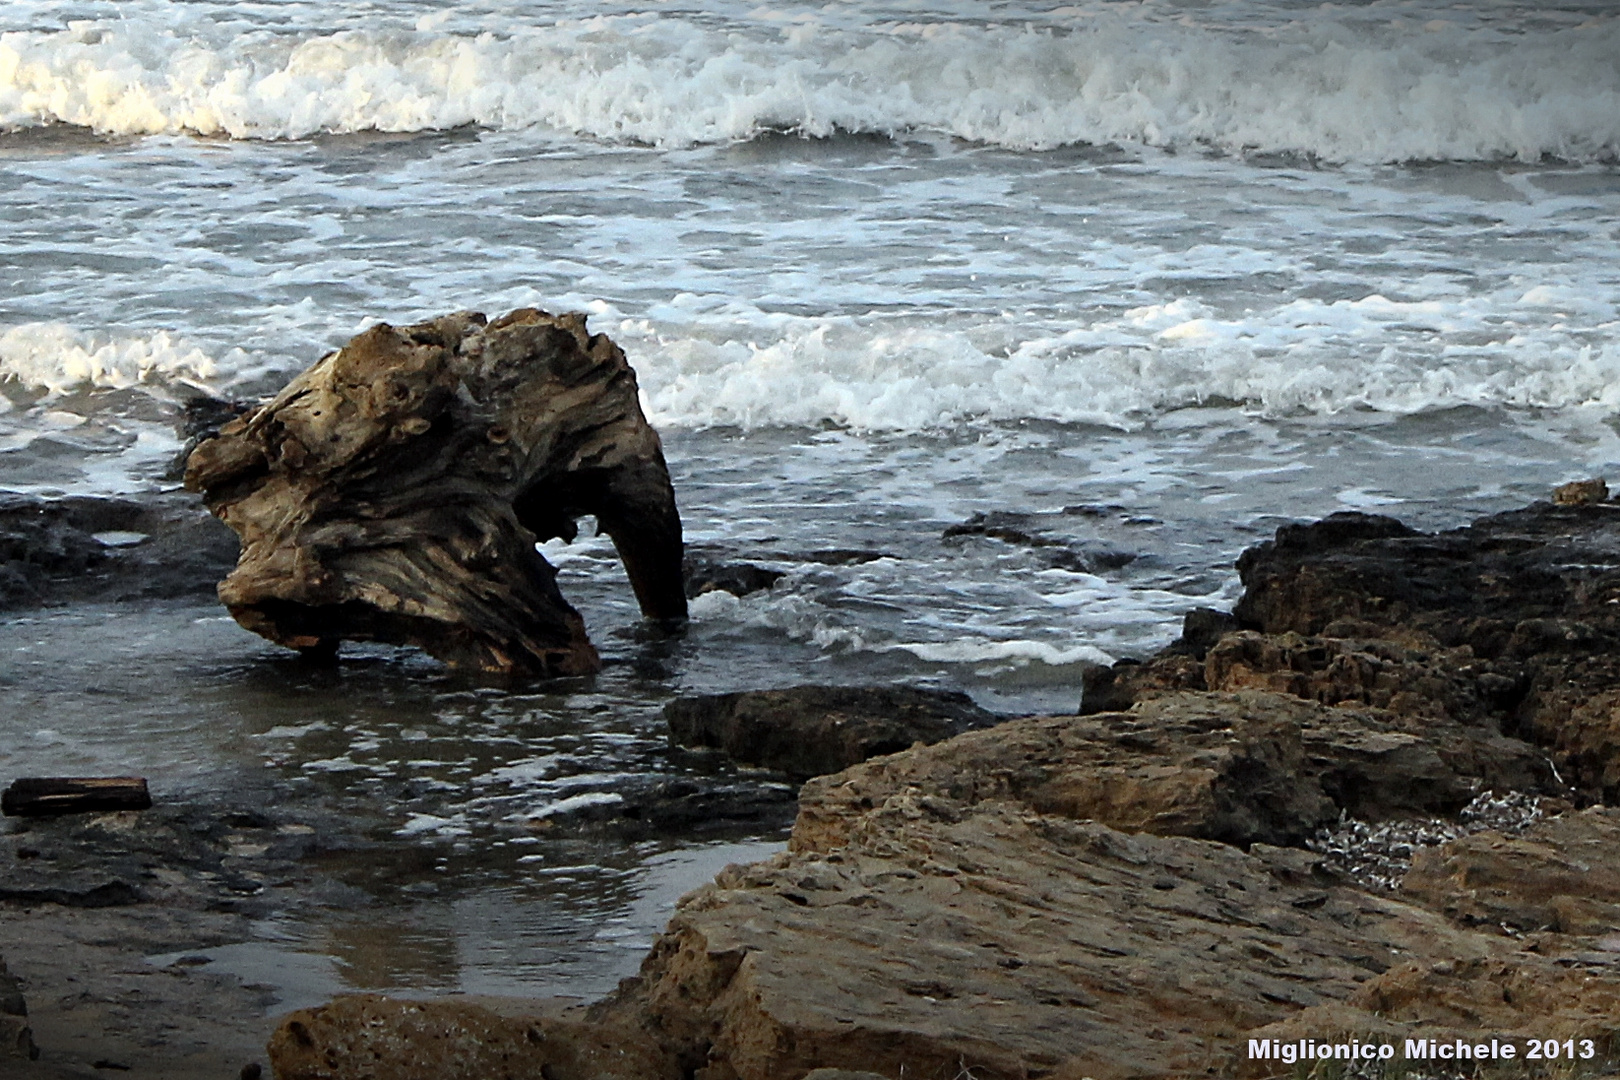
[943,508,1140,573]
[0,493,237,610]
[185,309,687,677]
[665,684,1001,782]
[525,777,799,838]
[681,547,785,599]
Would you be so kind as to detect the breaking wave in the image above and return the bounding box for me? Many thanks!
[8,295,1620,434]
[626,297,1620,432]
[3,10,1619,161]
[0,323,223,394]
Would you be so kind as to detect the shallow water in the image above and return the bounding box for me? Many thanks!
[3,0,1620,1011]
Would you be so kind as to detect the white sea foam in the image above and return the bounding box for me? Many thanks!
[0,322,221,393]
[527,791,625,819]
[395,811,471,837]
[623,297,1620,432]
[885,639,1114,667]
[2,9,1617,162]
[8,284,1619,443]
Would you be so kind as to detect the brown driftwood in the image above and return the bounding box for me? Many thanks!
[184,308,686,677]
[2,777,152,817]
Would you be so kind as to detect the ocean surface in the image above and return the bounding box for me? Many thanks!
[3,0,1620,1009]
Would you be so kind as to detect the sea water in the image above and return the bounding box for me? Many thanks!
[2,0,1619,1007]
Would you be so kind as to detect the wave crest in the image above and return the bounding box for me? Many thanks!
[626,299,1620,432]
[0,323,220,393]
[2,13,1618,161]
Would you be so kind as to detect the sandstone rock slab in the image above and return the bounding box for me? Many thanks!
[794,691,1554,852]
[267,995,676,1080]
[1402,806,1620,933]
[625,792,1499,1080]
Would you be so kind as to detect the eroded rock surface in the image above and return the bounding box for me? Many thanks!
[794,691,1554,852]
[266,996,677,1080]
[1087,501,1620,801]
[185,309,685,677]
[1402,806,1620,934]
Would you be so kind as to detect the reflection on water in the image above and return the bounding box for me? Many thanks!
[147,839,782,1010]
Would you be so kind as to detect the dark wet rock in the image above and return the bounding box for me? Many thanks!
[612,779,798,833]
[0,493,237,610]
[1175,605,1240,658]
[185,308,686,677]
[1230,502,1620,798]
[944,509,1138,573]
[0,800,347,918]
[1230,504,1606,644]
[790,549,890,566]
[1080,653,1205,715]
[1080,606,1234,714]
[665,684,1002,782]
[681,547,784,599]
[165,396,258,481]
[680,546,896,600]
[527,778,798,837]
[0,880,143,908]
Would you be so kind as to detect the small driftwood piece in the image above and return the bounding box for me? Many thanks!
[184,309,686,677]
[2,777,152,817]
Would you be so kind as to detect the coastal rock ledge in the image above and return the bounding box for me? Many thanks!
[269,496,1620,1080]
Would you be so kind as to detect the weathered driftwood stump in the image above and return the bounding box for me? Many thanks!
[185,309,686,677]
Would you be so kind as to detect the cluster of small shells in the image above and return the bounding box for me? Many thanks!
[1306,790,1547,893]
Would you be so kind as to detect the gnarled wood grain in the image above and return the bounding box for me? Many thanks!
[185,308,685,676]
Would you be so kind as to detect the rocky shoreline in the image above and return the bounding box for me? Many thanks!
[8,491,1620,1078]
[255,491,1620,1079]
